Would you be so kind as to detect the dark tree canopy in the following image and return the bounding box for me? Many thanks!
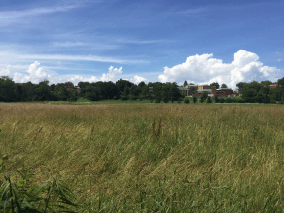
[210,82,220,89]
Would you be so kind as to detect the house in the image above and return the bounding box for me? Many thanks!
[188,85,239,97]
[65,86,81,93]
[178,86,190,96]
[264,84,281,89]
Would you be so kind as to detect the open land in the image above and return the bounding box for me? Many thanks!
[1,102,284,212]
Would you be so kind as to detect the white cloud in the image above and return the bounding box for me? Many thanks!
[0,65,11,76]
[15,53,148,64]
[13,63,124,86]
[158,50,281,89]
[130,75,149,85]
[14,61,53,84]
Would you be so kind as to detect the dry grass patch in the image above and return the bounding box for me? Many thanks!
[1,103,284,212]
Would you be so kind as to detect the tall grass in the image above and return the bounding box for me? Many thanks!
[1,103,284,212]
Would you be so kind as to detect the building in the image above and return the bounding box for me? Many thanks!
[187,85,239,97]
[178,86,190,96]
[65,86,81,93]
[264,84,281,89]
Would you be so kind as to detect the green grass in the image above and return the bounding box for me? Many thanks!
[1,103,284,212]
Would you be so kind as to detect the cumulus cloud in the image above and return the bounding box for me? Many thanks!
[0,65,11,76]
[13,62,125,85]
[158,50,281,89]
[130,75,149,85]
[13,61,53,84]
[70,66,123,84]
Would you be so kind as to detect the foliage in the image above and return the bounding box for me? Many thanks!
[207,96,212,103]
[201,91,208,103]
[193,96,197,103]
[221,84,228,88]
[210,82,220,89]
[214,96,219,103]
[184,98,189,104]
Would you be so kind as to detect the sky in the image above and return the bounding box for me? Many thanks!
[0,0,283,89]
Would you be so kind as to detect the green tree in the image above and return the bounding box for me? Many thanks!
[85,86,100,101]
[277,77,284,86]
[236,82,246,95]
[207,96,212,103]
[210,82,220,89]
[36,80,52,101]
[183,80,188,87]
[201,91,208,103]
[214,96,219,103]
[68,90,79,102]
[193,96,197,104]
[0,76,17,102]
[221,84,228,88]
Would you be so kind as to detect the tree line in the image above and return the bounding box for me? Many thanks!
[1,75,284,103]
[0,76,182,102]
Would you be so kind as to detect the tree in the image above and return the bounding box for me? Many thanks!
[35,80,52,101]
[241,87,257,103]
[207,97,212,103]
[221,84,228,88]
[68,90,78,102]
[184,98,189,104]
[210,82,220,89]
[85,86,100,101]
[201,91,208,103]
[261,80,272,86]
[0,76,17,102]
[277,77,284,86]
[183,80,188,87]
[236,82,247,95]
[193,96,197,104]
[214,96,219,103]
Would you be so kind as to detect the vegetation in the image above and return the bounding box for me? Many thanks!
[1,103,284,212]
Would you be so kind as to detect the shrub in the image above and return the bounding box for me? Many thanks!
[207,97,212,103]
[163,96,169,103]
[120,95,128,101]
[184,98,190,104]
[226,98,233,103]
[193,97,197,103]
[219,98,225,103]
[214,96,219,103]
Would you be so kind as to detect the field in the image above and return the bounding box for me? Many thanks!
[1,102,284,212]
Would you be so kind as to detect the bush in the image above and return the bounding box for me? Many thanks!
[226,98,233,103]
[120,95,128,101]
[219,98,225,103]
[214,96,219,103]
[155,99,161,103]
[193,97,197,104]
[207,97,212,103]
[113,96,119,100]
[184,98,190,104]
[163,96,169,103]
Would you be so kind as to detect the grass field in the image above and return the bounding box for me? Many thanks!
[1,103,284,212]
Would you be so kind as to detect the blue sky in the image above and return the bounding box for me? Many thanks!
[0,0,283,88]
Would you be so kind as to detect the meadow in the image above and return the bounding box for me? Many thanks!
[1,102,284,212]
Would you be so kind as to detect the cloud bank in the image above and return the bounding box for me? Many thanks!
[0,65,11,76]
[12,62,147,86]
[158,50,281,89]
